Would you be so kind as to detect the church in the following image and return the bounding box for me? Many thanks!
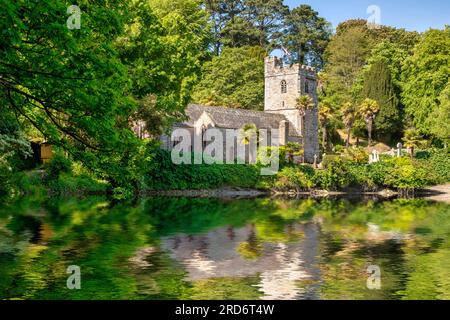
[159,56,320,163]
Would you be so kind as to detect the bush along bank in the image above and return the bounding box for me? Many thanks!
[7,147,448,198]
[144,148,449,195]
[271,149,450,195]
[144,148,266,191]
[8,153,108,198]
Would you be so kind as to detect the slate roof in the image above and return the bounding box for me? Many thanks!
[179,104,300,136]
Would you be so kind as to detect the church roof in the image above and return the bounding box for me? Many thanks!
[180,104,299,136]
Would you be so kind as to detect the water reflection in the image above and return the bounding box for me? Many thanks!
[160,223,320,300]
[0,196,449,300]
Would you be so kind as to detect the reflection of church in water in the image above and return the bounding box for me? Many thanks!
[160,223,321,300]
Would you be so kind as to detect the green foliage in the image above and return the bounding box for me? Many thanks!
[342,147,369,164]
[242,0,289,49]
[429,83,450,144]
[145,149,262,190]
[192,46,265,110]
[415,149,450,184]
[366,41,408,88]
[346,162,390,190]
[358,98,380,145]
[46,173,108,196]
[271,149,449,191]
[324,20,420,146]
[38,153,107,195]
[220,16,260,48]
[282,4,332,69]
[284,142,303,163]
[0,110,32,195]
[273,166,315,191]
[1,0,135,160]
[402,27,450,135]
[296,95,315,112]
[312,159,352,190]
[123,0,211,108]
[325,24,375,103]
[346,156,443,190]
[383,157,429,189]
[257,146,287,167]
[362,61,401,136]
[318,102,334,149]
[402,128,428,153]
[1,0,211,190]
[44,153,72,181]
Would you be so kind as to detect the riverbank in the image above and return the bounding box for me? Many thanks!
[141,185,450,201]
[4,148,448,201]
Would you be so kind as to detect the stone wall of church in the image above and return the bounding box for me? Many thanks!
[265,56,301,112]
[264,56,320,163]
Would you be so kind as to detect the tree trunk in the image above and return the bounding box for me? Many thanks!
[346,127,351,148]
[367,119,373,146]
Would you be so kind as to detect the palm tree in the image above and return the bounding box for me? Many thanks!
[358,98,380,146]
[342,102,355,149]
[317,71,328,95]
[402,128,426,158]
[239,123,258,145]
[318,103,333,151]
[296,95,315,137]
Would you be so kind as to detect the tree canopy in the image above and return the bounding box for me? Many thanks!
[192,46,265,110]
[362,60,401,138]
[401,27,450,135]
[0,0,212,186]
[282,4,332,69]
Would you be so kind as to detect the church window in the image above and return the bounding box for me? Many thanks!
[281,80,287,94]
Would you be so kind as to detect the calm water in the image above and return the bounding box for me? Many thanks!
[0,196,449,300]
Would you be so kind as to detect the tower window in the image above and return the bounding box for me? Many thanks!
[281,80,287,94]
[305,81,310,94]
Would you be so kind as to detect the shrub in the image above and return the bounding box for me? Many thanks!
[383,157,429,189]
[321,154,341,168]
[313,159,352,190]
[257,146,287,168]
[46,173,108,195]
[416,149,450,184]
[273,166,315,191]
[145,149,263,190]
[45,153,72,181]
[342,147,369,164]
[347,162,392,191]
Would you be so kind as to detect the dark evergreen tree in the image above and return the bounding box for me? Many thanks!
[243,0,289,49]
[282,4,332,69]
[363,61,401,138]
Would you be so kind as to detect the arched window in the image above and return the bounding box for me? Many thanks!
[281,80,287,94]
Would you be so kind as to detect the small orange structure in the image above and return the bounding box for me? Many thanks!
[40,143,53,164]
[30,139,54,165]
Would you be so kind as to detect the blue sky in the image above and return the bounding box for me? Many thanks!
[284,0,449,32]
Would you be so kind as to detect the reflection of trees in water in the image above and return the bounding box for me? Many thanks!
[0,196,449,300]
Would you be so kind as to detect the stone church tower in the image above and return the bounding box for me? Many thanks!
[264,56,320,163]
